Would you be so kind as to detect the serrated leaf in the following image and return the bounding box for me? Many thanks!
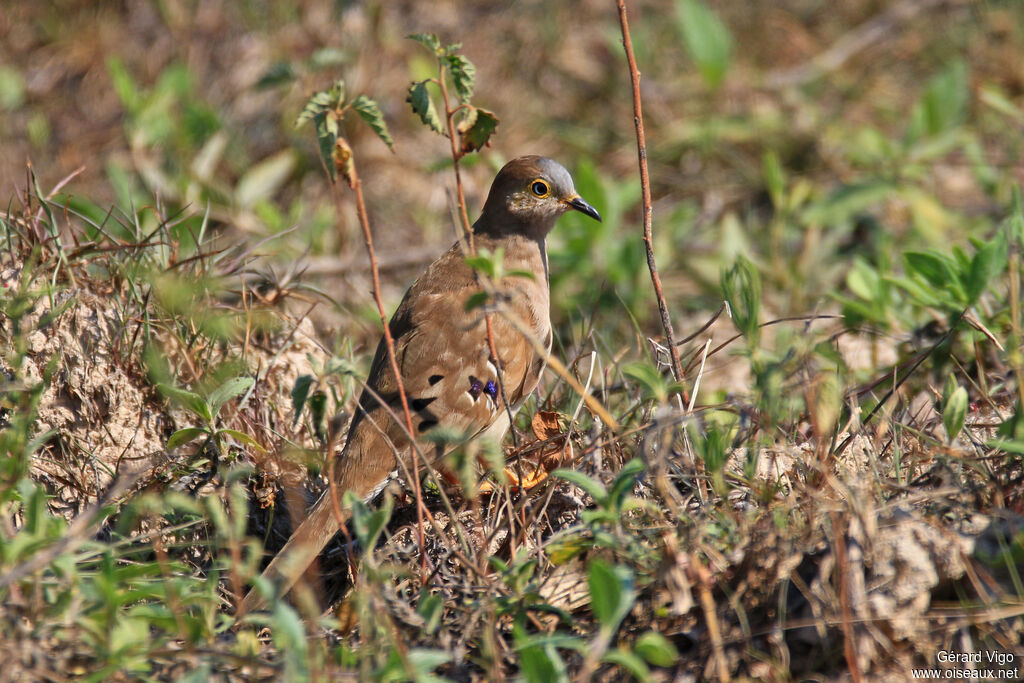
[295,81,344,129]
[407,80,444,135]
[351,94,394,150]
[158,383,213,424]
[634,630,680,667]
[314,113,339,183]
[445,53,476,102]
[291,374,314,427]
[219,428,267,452]
[166,427,209,450]
[407,32,442,55]
[458,106,498,155]
[208,376,254,418]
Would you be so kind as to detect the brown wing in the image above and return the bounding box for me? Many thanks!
[331,240,547,497]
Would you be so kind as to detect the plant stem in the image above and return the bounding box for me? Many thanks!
[616,0,687,399]
[344,162,427,574]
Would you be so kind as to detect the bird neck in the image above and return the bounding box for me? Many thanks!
[471,212,556,242]
[471,231,550,286]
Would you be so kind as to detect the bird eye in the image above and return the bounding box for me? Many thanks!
[530,180,549,197]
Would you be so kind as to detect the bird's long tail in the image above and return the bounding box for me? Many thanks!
[239,489,349,614]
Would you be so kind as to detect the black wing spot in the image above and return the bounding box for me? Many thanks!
[411,396,437,412]
[418,418,439,433]
[428,374,443,386]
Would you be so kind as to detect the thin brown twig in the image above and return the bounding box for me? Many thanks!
[829,511,864,683]
[342,162,428,577]
[616,0,688,403]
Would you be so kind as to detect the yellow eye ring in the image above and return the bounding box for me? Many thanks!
[530,180,550,197]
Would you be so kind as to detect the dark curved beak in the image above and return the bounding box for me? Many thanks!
[565,195,602,222]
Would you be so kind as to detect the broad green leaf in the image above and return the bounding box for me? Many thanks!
[942,376,968,443]
[551,468,608,503]
[291,374,314,427]
[166,427,209,450]
[587,559,635,633]
[623,361,673,404]
[158,383,213,424]
[675,0,733,88]
[407,648,452,674]
[908,60,968,140]
[464,253,497,279]
[458,106,499,155]
[965,233,1007,303]
[634,630,680,667]
[607,458,645,509]
[762,151,784,210]
[351,94,394,150]
[407,80,444,135]
[345,491,393,551]
[208,376,254,418]
[444,53,476,102]
[519,642,566,683]
[846,258,882,301]
[602,649,653,681]
[903,251,957,290]
[235,150,296,209]
[464,290,489,311]
[802,180,896,226]
[256,61,295,89]
[219,429,267,452]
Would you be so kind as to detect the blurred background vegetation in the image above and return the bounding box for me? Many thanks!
[3,0,1024,679]
[4,0,1022,347]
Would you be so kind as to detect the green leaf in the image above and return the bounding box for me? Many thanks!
[846,258,882,301]
[291,374,315,427]
[458,106,499,155]
[607,458,645,510]
[406,648,452,673]
[158,383,213,424]
[295,80,344,129]
[345,491,393,551]
[908,60,968,140]
[314,112,340,183]
[417,591,444,634]
[602,649,653,681]
[407,32,443,56]
[942,376,968,444]
[519,642,566,683]
[965,233,1007,303]
[552,468,608,503]
[634,631,680,667]
[675,0,734,88]
[721,256,762,346]
[444,53,476,102]
[235,150,296,209]
[166,427,209,450]
[464,290,489,311]
[208,376,254,418]
[587,559,636,634]
[407,80,444,135]
[623,361,673,404]
[903,251,957,290]
[351,94,394,150]
[218,428,267,452]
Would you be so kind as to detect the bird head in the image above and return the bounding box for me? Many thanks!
[474,156,601,239]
